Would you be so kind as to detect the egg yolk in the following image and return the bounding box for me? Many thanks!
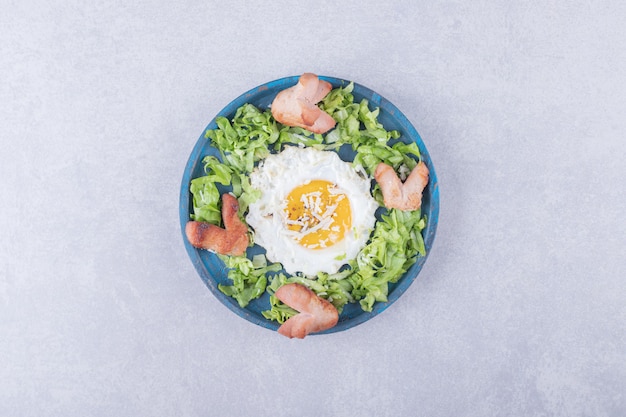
[284,180,352,249]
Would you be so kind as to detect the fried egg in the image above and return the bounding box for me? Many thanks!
[246,146,378,276]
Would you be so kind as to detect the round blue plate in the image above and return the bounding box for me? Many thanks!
[180,75,439,334]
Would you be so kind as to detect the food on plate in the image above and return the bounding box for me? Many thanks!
[374,161,430,211]
[275,283,339,339]
[270,73,336,134]
[185,193,249,256]
[188,77,430,335]
[246,146,377,276]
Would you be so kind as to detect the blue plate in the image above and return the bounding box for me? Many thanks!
[180,75,439,334]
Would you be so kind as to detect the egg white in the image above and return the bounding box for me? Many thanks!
[246,146,378,276]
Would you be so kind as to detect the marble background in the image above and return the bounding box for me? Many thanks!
[1,1,624,416]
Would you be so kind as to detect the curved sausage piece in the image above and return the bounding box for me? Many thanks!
[275,283,339,339]
[270,73,336,134]
[374,161,429,211]
[185,193,249,256]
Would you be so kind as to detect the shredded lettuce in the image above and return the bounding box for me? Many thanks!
[190,82,428,316]
[206,104,279,173]
[189,156,232,224]
[217,254,282,308]
[349,209,427,311]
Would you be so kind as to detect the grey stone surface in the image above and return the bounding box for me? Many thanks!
[1,1,624,416]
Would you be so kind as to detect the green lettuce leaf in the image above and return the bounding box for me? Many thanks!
[217,254,282,308]
[189,156,233,224]
[205,104,279,173]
